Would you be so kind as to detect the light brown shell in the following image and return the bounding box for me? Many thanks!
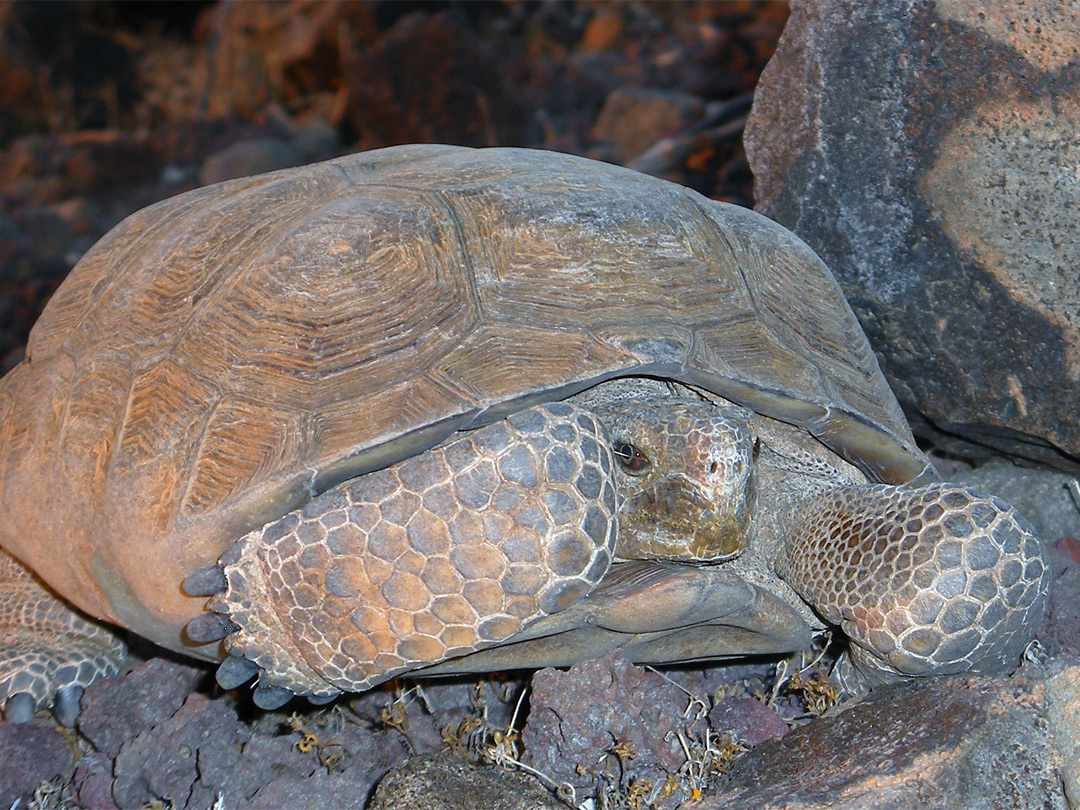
[0,145,930,656]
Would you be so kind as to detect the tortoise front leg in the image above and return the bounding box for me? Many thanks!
[0,549,125,724]
[184,402,619,709]
[773,483,1050,692]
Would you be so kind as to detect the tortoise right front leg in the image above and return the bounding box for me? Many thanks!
[0,549,125,724]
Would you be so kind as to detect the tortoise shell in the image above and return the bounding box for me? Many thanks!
[0,145,930,657]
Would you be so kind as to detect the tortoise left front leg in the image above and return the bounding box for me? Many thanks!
[774,483,1050,693]
[0,549,125,724]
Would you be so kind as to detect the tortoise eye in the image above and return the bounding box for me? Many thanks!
[613,442,651,475]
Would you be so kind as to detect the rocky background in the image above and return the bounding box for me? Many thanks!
[0,2,1077,809]
[0,1,783,374]
[746,0,1080,473]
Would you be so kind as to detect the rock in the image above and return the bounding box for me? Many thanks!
[198,137,308,186]
[242,766,382,810]
[701,672,1068,810]
[225,734,318,801]
[1042,537,1080,658]
[112,693,252,810]
[590,87,705,163]
[0,3,137,140]
[79,656,206,758]
[197,116,341,186]
[580,8,624,52]
[522,649,697,809]
[343,11,533,149]
[745,0,1080,471]
[0,721,75,808]
[708,696,789,747]
[368,754,564,810]
[198,1,379,119]
[0,131,161,204]
[1047,659,1080,809]
[72,750,119,809]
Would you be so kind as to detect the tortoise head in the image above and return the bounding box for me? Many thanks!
[599,397,756,563]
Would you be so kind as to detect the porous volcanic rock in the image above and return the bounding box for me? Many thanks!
[745,0,1080,471]
[522,650,696,809]
[0,721,75,807]
[78,656,206,758]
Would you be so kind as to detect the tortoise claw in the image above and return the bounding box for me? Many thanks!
[219,540,245,566]
[306,693,338,706]
[215,653,259,691]
[253,683,295,710]
[3,692,36,724]
[182,564,227,596]
[54,684,84,727]
[185,612,239,643]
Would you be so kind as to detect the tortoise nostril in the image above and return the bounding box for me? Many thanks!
[709,461,719,474]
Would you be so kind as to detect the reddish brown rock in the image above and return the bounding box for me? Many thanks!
[198,1,378,120]
[1047,659,1080,808]
[746,0,1080,471]
[79,656,206,758]
[523,650,697,809]
[708,695,789,747]
[112,693,252,809]
[590,87,705,163]
[0,721,75,808]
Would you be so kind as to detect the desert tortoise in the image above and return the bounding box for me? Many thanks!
[0,145,1049,721]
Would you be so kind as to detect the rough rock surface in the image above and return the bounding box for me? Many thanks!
[708,695,790,747]
[343,11,534,150]
[1042,537,1080,660]
[368,754,564,810]
[111,693,253,809]
[745,0,1080,471]
[704,670,1070,810]
[523,650,696,809]
[0,720,75,807]
[78,656,206,758]
[1047,659,1080,809]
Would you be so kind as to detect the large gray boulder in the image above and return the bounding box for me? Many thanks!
[745,0,1080,471]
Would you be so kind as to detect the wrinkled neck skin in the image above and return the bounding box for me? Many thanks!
[746,412,867,565]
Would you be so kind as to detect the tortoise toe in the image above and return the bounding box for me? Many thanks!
[215,653,259,691]
[186,612,239,643]
[253,683,295,710]
[182,565,228,597]
[3,692,35,723]
[54,684,84,727]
